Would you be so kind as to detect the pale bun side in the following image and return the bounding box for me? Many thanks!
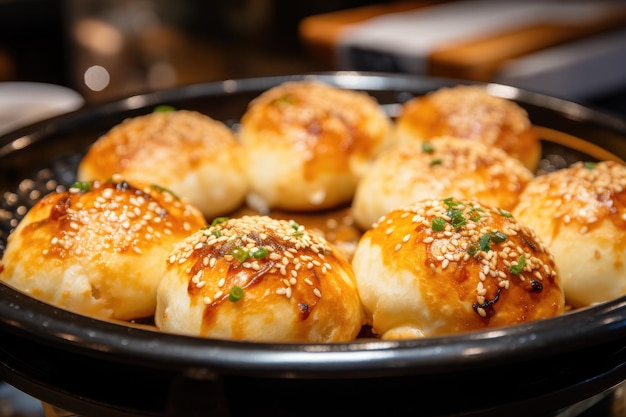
[0,177,207,320]
[77,109,248,219]
[513,160,626,307]
[155,215,365,342]
[238,80,394,212]
[395,85,541,171]
[352,198,564,339]
[351,135,534,230]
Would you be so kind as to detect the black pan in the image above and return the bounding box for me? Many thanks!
[1,72,625,417]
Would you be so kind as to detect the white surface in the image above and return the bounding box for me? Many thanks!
[494,27,626,101]
[334,0,626,98]
[0,82,84,136]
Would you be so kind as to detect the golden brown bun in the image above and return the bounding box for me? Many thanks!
[155,215,365,342]
[238,80,394,212]
[512,161,626,308]
[351,136,534,230]
[395,85,541,171]
[352,198,564,339]
[77,109,248,219]
[0,177,207,320]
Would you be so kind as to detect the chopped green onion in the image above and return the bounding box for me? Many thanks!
[431,217,446,232]
[449,210,467,228]
[583,161,596,170]
[153,105,176,112]
[468,207,484,222]
[479,233,491,252]
[498,208,513,218]
[150,184,179,199]
[467,243,480,256]
[251,247,268,259]
[70,181,91,192]
[274,95,294,106]
[290,220,304,237]
[490,231,508,243]
[443,197,462,208]
[430,158,443,166]
[211,217,229,226]
[422,142,435,153]
[510,255,526,275]
[230,247,249,262]
[229,286,244,302]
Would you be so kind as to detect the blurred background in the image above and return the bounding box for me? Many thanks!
[0,0,625,115]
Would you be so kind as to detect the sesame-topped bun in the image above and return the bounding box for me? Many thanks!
[351,136,534,230]
[512,161,626,308]
[77,109,248,219]
[351,198,564,339]
[238,80,394,212]
[395,85,541,171]
[155,215,365,342]
[0,176,207,321]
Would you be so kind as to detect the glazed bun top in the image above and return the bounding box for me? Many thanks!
[513,160,626,307]
[77,109,248,219]
[0,176,207,320]
[352,198,564,339]
[155,215,365,342]
[395,85,541,171]
[238,80,394,212]
[351,135,534,230]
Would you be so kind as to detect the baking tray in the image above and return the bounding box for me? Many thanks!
[1,72,625,417]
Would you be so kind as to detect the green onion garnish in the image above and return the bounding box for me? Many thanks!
[150,184,179,199]
[229,286,244,302]
[70,181,91,192]
[510,255,526,275]
[449,210,467,228]
[422,142,435,153]
[251,247,268,259]
[498,208,513,218]
[431,217,446,232]
[153,105,176,112]
[231,247,249,262]
[290,220,304,237]
[490,231,508,243]
[479,233,491,252]
[211,217,229,226]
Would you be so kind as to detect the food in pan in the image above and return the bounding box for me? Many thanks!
[1,79,620,343]
[395,85,541,171]
[155,215,365,342]
[77,109,248,219]
[513,160,626,308]
[238,80,394,212]
[0,176,207,321]
[351,135,534,230]
[351,198,564,339]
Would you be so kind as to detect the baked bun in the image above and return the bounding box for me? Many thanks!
[351,135,534,230]
[0,176,207,320]
[155,215,364,342]
[352,198,564,339]
[395,85,541,171]
[512,160,626,308]
[77,109,248,219]
[238,80,394,212]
